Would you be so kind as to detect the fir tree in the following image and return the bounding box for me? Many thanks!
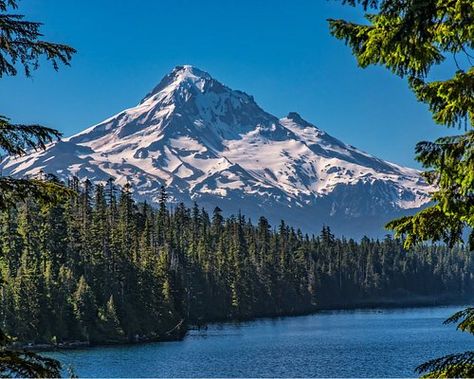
[329,1,474,375]
[98,295,124,341]
[72,276,98,342]
[0,0,75,375]
[0,179,472,370]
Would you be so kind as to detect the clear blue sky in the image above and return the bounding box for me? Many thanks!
[1,0,456,168]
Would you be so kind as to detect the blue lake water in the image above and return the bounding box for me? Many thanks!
[48,306,473,377]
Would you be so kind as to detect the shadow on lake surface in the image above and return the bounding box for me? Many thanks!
[47,305,472,378]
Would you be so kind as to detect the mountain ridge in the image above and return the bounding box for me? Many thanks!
[0,65,432,236]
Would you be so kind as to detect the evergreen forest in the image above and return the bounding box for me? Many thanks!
[1,178,472,346]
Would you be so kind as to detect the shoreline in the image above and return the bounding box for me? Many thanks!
[14,297,472,353]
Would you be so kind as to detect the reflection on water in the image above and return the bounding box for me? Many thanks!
[47,306,473,378]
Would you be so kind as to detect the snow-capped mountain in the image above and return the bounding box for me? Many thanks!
[1,65,432,236]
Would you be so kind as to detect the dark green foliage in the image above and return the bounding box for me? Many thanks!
[416,307,474,378]
[329,1,473,81]
[415,308,474,377]
[0,179,471,346]
[0,0,76,214]
[444,307,474,333]
[72,276,98,341]
[0,0,76,213]
[409,71,474,129]
[386,131,474,250]
[0,176,74,211]
[329,0,474,247]
[98,296,124,341]
[416,351,474,378]
[0,325,60,379]
[0,0,75,77]
[0,351,61,378]
[0,116,62,155]
[0,0,75,376]
[329,1,473,375]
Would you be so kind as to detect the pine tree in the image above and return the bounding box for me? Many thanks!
[329,0,473,246]
[157,185,169,244]
[98,295,124,341]
[72,276,98,341]
[329,1,474,375]
[0,0,75,375]
[12,263,41,342]
[45,265,76,342]
[0,178,472,369]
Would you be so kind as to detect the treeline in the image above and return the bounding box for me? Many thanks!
[0,178,472,345]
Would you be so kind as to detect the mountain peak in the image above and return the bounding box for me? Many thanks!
[171,65,212,81]
[140,65,213,104]
[1,66,433,237]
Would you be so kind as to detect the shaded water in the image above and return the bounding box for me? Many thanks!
[48,306,473,377]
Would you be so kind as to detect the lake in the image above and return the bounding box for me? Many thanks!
[48,306,473,378]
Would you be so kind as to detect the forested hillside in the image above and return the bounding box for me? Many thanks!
[0,65,433,238]
[0,177,472,346]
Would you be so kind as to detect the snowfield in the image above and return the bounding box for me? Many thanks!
[1,65,433,236]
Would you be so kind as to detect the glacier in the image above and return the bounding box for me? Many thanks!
[1,65,433,236]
